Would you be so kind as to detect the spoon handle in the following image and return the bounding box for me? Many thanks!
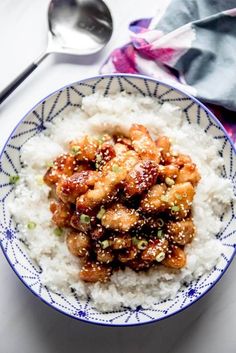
[0,52,48,104]
[0,63,38,104]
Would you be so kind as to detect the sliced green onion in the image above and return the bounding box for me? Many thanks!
[157,229,164,238]
[54,227,63,236]
[97,206,106,220]
[161,195,168,202]
[36,175,44,185]
[46,161,53,168]
[171,205,180,212]
[71,145,80,155]
[27,221,37,230]
[165,177,175,186]
[137,239,148,250]
[175,193,182,200]
[100,240,110,249]
[95,155,103,170]
[156,252,166,262]
[112,164,121,173]
[157,218,164,227]
[132,237,139,246]
[97,135,105,145]
[80,214,91,224]
[96,154,102,162]
[9,175,20,184]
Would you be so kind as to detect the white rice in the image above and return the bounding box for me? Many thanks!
[8,91,234,311]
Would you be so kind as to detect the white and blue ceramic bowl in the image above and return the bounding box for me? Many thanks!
[0,74,235,326]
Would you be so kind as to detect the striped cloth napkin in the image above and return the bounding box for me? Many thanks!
[101,0,236,143]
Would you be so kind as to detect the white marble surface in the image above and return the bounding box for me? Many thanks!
[0,1,235,352]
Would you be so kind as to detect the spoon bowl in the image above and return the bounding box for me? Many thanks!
[48,0,113,55]
[0,0,113,104]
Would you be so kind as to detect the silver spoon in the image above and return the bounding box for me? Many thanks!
[0,0,113,104]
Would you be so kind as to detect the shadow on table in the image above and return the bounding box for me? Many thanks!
[13,270,227,353]
[0,49,106,112]
[52,49,106,66]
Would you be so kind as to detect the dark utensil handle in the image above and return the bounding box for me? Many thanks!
[0,62,38,104]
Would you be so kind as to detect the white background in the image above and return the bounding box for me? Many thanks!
[0,1,235,352]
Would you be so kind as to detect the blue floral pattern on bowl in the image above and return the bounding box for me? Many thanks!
[0,74,235,326]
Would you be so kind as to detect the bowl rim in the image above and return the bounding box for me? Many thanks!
[0,73,235,327]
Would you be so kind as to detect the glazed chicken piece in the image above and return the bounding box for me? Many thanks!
[103,149,139,174]
[140,184,167,213]
[141,239,169,262]
[175,154,192,166]
[66,231,90,257]
[162,245,186,269]
[98,134,115,145]
[69,135,99,162]
[166,218,195,245]
[176,163,201,186]
[90,224,105,240]
[70,212,93,233]
[118,246,138,263]
[111,233,132,249]
[128,258,152,271]
[76,151,139,212]
[124,160,159,197]
[155,136,171,161]
[122,150,140,170]
[101,204,139,232]
[43,154,75,187]
[164,152,192,166]
[96,142,116,170]
[113,143,129,156]
[158,164,179,181]
[96,248,115,263]
[76,167,126,212]
[56,170,99,203]
[130,124,161,162]
[140,215,166,231]
[79,262,112,283]
[116,136,133,149]
[165,182,195,219]
[50,200,72,228]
